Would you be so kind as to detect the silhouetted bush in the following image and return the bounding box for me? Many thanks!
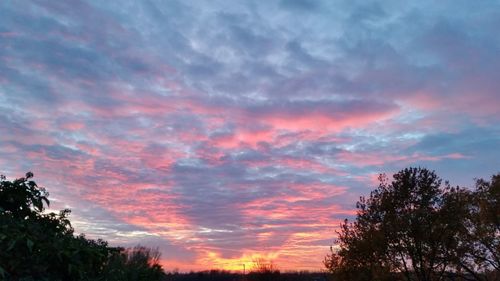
[0,172,165,281]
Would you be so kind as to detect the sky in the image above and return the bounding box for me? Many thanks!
[1,0,500,272]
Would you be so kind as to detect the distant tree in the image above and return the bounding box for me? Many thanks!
[0,172,165,281]
[248,258,280,281]
[325,167,467,281]
[251,258,278,273]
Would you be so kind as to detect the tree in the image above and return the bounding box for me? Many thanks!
[324,220,393,281]
[447,174,500,280]
[0,172,117,280]
[0,172,49,219]
[248,258,280,281]
[325,167,465,281]
[104,246,165,281]
[0,172,165,281]
[473,174,499,277]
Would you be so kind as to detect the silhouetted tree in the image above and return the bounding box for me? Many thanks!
[103,246,165,281]
[473,174,499,278]
[445,174,500,280]
[0,172,95,280]
[0,172,165,281]
[325,168,467,281]
[248,258,280,281]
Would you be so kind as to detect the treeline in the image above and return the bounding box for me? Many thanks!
[325,167,499,281]
[164,269,327,281]
[0,173,165,281]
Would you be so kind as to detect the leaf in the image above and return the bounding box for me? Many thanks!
[34,197,45,212]
[42,196,50,207]
[7,239,16,251]
[27,239,34,252]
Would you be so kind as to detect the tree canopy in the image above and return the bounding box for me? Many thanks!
[325,167,500,281]
[0,172,165,281]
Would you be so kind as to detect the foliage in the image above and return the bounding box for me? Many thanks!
[446,174,500,280]
[473,174,499,276]
[0,172,165,281]
[103,246,165,281]
[325,167,500,281]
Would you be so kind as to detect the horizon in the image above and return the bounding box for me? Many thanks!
[1,0,499,272]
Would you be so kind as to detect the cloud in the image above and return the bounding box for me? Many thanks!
[1,0,499,271]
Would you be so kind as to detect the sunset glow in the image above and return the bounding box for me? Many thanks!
[1,0,499,272]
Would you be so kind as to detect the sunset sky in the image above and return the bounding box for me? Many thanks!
[1,0,499,271]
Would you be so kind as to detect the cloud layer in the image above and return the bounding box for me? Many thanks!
[1,0,499,271]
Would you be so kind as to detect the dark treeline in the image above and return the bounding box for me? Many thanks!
[325,167,499,281]
[163,258,327,281]
[163,270,328,281]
